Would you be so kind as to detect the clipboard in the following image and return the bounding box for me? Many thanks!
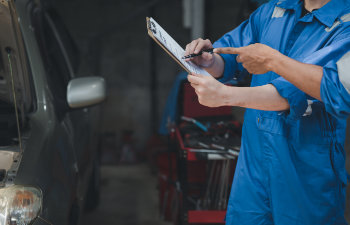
[146,17,210,76]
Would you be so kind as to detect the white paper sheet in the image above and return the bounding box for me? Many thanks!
[148,17,210,76]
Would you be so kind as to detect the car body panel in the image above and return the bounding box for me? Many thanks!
[0,0,103,224]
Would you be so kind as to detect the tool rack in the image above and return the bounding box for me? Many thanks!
[174,124,239,225]
[158,82,241,225]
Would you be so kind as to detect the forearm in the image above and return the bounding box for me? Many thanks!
[214,44,324,100]
[270,53,323,101]
[204,54,225,79]
[221,84,290,111]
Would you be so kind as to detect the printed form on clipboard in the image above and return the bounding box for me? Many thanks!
[146,17,210,76]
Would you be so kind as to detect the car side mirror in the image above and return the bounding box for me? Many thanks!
[67,77,106,108]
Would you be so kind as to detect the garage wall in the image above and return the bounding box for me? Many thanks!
[53,0,248,149]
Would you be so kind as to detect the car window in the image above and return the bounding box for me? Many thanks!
[31,7,71,119]
[46,9,80,74]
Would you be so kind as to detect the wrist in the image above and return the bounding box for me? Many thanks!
[217,84,229,106]
[206,54,225,79]
[201,53,217,68]
[219,85,241,107]
[268,49,283,74]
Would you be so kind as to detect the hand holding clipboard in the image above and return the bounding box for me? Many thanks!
[146,17,210,76]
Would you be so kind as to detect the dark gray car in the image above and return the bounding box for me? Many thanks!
[0,0,106,224]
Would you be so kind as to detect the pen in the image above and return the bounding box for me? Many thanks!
[182,48,214,59]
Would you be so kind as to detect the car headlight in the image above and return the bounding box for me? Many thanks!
[0,185,42,225]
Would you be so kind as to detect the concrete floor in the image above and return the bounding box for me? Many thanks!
[81,164,171,225]
[85,163,350,224]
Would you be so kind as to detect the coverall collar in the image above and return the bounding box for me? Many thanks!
[277,0,348,27]
[276,0,302,10]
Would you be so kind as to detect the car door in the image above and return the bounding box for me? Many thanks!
[44,10,100,193]
[30,3,92,199]
[43,8,94,181]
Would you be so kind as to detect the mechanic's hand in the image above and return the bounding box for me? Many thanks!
[185,38,215,68]
[187,73,228,108]
[214,43,281,74]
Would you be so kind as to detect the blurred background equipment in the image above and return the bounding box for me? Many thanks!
[155,73,242,224]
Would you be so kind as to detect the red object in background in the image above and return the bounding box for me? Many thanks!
[156,151,178,221]
[158,172,179,221]
[156,152,177,180]
[154,80,240,225]
[187,161,206,183]
[182,82,232,118]
[188,211,226,224]
[174,127,201,161]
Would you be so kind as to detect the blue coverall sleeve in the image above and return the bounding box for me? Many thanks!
[270,77,309,119]
[321,57,350,120]
[212,2,273,82]
[306,36,350,120]
[270,33,350,120]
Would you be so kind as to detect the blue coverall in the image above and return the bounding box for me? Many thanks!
[212,0,350,224]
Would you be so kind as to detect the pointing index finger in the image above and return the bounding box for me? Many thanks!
[214,47,242,55]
